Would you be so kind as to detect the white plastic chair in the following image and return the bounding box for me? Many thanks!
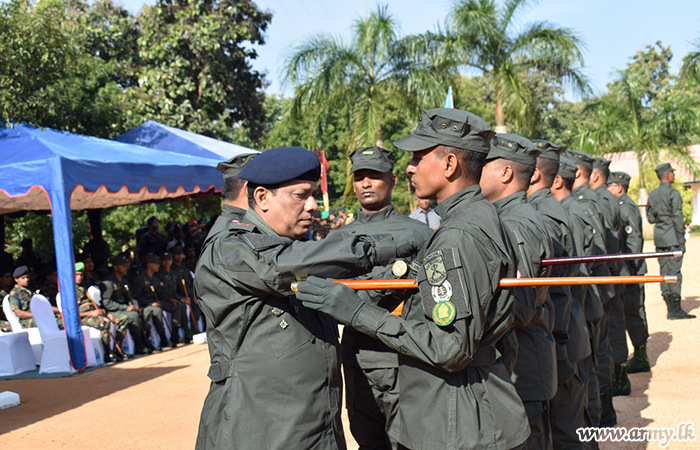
[56,291,105,364]
[0,332,36,376]
[87,286,134,355]
[30,294,98,373]
[3,294,43,365]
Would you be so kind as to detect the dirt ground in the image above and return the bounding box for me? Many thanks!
[2,238,699,449]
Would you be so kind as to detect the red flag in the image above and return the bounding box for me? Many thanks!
[318,149,330,194]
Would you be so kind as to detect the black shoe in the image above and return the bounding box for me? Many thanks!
[600,389,618,427]
[668,299,696,320]
[612,364,631,397]
[105,352,120,363]
[134,345,154,355]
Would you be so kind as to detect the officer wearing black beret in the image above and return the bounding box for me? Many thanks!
[295,108,530,449]
[647,163,693,319]
[337,146,431,450]
[528,140,591,447]
[194,146,427,450]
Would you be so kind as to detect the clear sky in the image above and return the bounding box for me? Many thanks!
[119,0,700,99]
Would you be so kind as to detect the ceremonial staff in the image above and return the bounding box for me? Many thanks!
[181,279,199,334]
[150,285,173,336]
[541,250,682,266]
[86,289,125,358]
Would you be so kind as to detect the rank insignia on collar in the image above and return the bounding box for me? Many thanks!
[424,251,447,286]
[432,300,456,326]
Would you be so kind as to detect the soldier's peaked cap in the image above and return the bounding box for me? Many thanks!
[487,133,541,166]
[566,150,593,169]
[238,147,320,185]
[608,171,631,186]
[394,108,495,154]
[217,153,258,180]
[592,157,611,171]
[532,139,564,161]
[557,157,578,179]
[349,146,395,173]
[654,162,675,178]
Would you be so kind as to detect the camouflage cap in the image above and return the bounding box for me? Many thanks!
[558,157,579,180]
[394,108,495,154]
[566,150,593,169]
[487,133,541,166]
[349,146,395,173]
[654,162,675,179]
[608,171,631,186]
[532,139,563,161]
[592,157,611,171]
[217,153,258,180]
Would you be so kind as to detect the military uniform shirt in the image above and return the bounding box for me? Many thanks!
[618,193,647,276]
[100,273,138,312]
[647,182,685,248]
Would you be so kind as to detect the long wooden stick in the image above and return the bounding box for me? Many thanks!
[181,279,199,334]
[541,250,682,266]
[291,275,676,292]
[86,289,124,357]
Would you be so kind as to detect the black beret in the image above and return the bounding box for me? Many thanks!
[144,254,160,265]
[349,146,395,173]
[394,108,495,154]
[112,254,130,266]
[655,163,675,178]
[170,245,184,255]
[487,133,541,166]
[217,153,258,180]
[566,150,593,169]
[558,157,579,180]
[238,147,320,186]
[531,139,563,161]
[592,157,610,171]
[13,265,29,278]
[608,171,631,186]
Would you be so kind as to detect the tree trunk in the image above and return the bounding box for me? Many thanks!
[494,91,507,133]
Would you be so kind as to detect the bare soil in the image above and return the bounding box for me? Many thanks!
[2,238,699,450]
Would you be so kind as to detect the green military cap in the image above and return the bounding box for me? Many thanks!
[75,262,85,273]
[592,157,611,171]
[566,150,593,169]
[558,157,578,179]
[531,139,563,161]
[487,133,541,166]
[216,153,258,180]
[654,162,675,178]
[608,171,631,186]
[349,146,395,173]
[394,108,495,154]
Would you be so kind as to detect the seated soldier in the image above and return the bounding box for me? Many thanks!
[79,253,101,288]
[171,246,201,332]
[155,252,192,346]
[131,254,170,349]
[9,265,63,329]
[0,265,12,331]
[75,262,123,363]
[38,262,61,312]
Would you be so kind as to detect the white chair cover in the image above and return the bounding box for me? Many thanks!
[56,292,105,365]
[3,295,43,365]
[0,332,36,376]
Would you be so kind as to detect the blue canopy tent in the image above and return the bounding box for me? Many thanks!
[114,120,257,159]
[0,123,225,370]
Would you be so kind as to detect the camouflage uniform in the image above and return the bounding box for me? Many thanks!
[8,285,37,328]
[77,285,128,348]
[0,288,9,330]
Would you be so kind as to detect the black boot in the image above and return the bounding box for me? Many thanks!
[159,332,173,349]
[600,388,617,427]
[668,298,696,320]
[626,344,650,373]
[612,363,631,396]
[131,325,153,355]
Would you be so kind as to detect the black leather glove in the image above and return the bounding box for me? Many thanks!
[557,358,575,385]
[395,227,431,259]
[295,276,365,325]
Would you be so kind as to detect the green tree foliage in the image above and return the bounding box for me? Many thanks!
[441,0,590,132]
[130,0,271,141]
[574,43,700,190]
[681,37,700,85]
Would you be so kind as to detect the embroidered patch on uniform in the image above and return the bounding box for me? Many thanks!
[431,281,452,302]
[432,301,456,326]
[423,251,447,286]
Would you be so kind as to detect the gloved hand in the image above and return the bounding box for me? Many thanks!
[295,276,366,325]
[557,358,575,385]
[395,227,431,259]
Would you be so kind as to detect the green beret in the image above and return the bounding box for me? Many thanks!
[592,157,610,171]
[532,139,563,161]
[217,153,258,180]
[566,150,593,169]
[487,133,541,166]
[394,108,495,154]
[75,262,85,273]
[239,147,320,186]
[654,162,675,179]
[321,211,330,220]
[558,157,578,179]
[349,146,395,173]
[608,171,631,186]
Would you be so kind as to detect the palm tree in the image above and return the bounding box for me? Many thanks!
[443,0,590,132]
[284,4,446,153]
[681,38,700,84]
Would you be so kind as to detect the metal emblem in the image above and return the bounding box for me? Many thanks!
[392,260,408,277]
[431,281,453,303]
[432,301,456,326]
[279,320,289,329]
[271,307,284,317]
[625,225,633,234]
[424,253,447,286]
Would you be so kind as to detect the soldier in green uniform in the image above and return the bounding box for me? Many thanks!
[75,262,123,362]
[566,149,615,427]
[38,262,60,310]
[647,163,693,319]
[194,146,424,450]
[155,252,192,345]
[131,254,170,349]
[171,245,199,332]
[607,172,651,375]
[480,133,556,449]
[529,142,591,449]
[8,266,37,328]
[79,253,102,288]
[296,109,529,450]
[337,146,432,450]
[100,254,152,355]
